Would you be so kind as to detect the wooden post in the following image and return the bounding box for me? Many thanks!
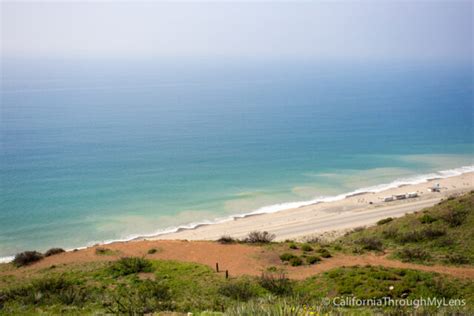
[215,262,219,272]
[225,270,229,279]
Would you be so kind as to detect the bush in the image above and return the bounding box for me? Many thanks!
[12,251,44,267]
[44,248,65,257]
[289,257,303,266]
[419,214,437,224]
[397,231,425,243]
[288,243,298,249]
[422,227,446,239]
[218,235,237,244]
[382,227,399,239]
[109,257,154,276]
[218,280,259,301]
[5,276,89,306]
[306,256,321,265]
[356,237,384,251]
[258,273,293,296]
[95,247,115,255]
[377,217,393,225]
[301,244,313,252]
[318,248,332,258]
[244,231,275,243]
[147,248,158,254]
[105,280,172,314]
[279,253,297,262]
[441,209,468,227]
[397,247,431,262]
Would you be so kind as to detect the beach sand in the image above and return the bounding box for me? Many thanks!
[149,172,473,242]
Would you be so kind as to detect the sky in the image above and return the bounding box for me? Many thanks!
[1,1,473,62]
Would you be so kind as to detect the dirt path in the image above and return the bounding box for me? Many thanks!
[1,240,473,281]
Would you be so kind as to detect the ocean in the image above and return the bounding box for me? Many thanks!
[1,58,472,260]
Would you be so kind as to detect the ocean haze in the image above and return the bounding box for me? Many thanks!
[0,59,473,258]
[1,1,472,62]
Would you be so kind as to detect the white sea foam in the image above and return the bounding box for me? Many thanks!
[1,165,472,264]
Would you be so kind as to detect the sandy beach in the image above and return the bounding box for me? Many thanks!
[150,171,474,242]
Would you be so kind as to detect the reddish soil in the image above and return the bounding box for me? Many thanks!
[1,240,473,281]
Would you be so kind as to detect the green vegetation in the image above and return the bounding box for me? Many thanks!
[147,248,158,254]
[306,256,321,265]
[217,235,237,244]
[95,247,119,256]
[1,192,473,314]
[12,251,43,267]
[2,259,472,314]
[289,257,303,267]
[243,231,275,244]
[377,217,393,225]
[300,244,313,252]
[334,192,474,265]
[44,248,66,257]
[288,243,298,249]
[108,257,154,276]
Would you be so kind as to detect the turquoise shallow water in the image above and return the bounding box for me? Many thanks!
[0,59,473,259]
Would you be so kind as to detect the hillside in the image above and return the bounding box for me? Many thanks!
[0,192,473,315]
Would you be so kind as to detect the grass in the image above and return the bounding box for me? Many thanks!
[333,192,474,265]
[108,257,154,276]
[1,257,473,314]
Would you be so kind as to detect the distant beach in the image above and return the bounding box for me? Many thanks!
[149,170,473,242]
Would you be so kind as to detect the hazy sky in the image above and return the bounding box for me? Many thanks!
[1,1,472,62]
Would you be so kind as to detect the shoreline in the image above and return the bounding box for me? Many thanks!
[1,166,473,263]
[148,167,473,242]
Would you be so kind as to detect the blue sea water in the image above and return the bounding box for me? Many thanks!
[1,59,473,259]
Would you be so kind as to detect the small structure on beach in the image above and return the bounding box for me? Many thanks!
[383,192,419,202]
[429,183,441,192]
[394,194,407,200]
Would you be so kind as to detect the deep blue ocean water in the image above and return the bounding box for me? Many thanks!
[1,59,472,259]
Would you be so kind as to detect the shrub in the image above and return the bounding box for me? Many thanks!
[279,253,297,262]
[218,235,237,244]
[218,280,259,301]
[44,248,65,257]
[356,237,384,251]
[5,276,89,306]
[301,244,313,252]
[382,227,398,239]
[419,214,437,224]
[105,280,172,314]
[377,217,393,225]
[258,273,293,296]
[435,237,455,247]
[441,209,468,227]
[318,248,332,258]
[422,227,446,239]
[397,247,431,262]
[95,247,115,255]
[446,254,469,265]
[306,256,321,265]
[109,257,154,276]
[244,231,275,243]
[12,251,44,267]
[147,248,158,254]
[289,257,303,266]
[288,243,298,249]
[397,231,425,243]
